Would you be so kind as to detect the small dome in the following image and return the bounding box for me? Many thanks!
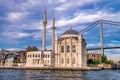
[63,28,79,35]
[5,53,14,59]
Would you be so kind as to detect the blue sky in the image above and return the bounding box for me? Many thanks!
[0,0,120,60]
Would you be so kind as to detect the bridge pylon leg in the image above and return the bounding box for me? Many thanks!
[99,20,104,56]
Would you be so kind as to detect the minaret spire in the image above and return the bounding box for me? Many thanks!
[51,17,56,67]
[42,7,47,51]
[52,17,55,52]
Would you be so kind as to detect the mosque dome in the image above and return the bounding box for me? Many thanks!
[62,28,79,35]
[5,53,15,59]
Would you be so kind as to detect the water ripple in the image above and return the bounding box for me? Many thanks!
[0,69,120,80]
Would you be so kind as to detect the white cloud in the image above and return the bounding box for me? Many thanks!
[55,10,120,28]
[107,54,120,60]
[6,48,22,51]
[1,31,30,39]
[105,43,118,47]
[87,43,100,47]
[59,0,66,3]
[55,0,99,11]
[7,12,29,22]
[56,12,101,27]
[20,0,42,11]
[32,32,42,40]
[46,45,52,50]
[110,40,119,43]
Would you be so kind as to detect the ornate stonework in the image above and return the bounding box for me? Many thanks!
[26,9,87,68]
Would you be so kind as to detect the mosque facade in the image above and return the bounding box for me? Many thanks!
[26,8,87,68]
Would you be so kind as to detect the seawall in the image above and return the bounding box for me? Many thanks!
[0,66,100,71]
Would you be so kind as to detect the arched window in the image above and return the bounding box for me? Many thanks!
[61,46,64,53]
[33,54,34,57]
[61,57,64,64]
[72,45,76,52]
[36,54,37,57]
[29,55,31,58]
[28,55,29,58]
[38,54,40,57]
[67,57,69,64]
[48,54,49,58]
[66,45,70,53]
[72,57,76,64]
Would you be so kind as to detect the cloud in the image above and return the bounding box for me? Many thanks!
[59,0,66,3]
[87,43,100,47]
[0,0,120,50]
[55,10,120,28]
[110,40,119,43]
[7,12,29,22]
[55,0,99,11]
[20,0,42,11]
[6,48,23,51]
[56,12,101,27]
[1,31,31,39]
[107,54,120,60]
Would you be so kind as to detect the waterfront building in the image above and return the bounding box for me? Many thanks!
[0,49,8,61]
[26,51,52,67]
[26,8,87,68]
[87,53,102,60]
[4,53,15,66]
[4,50,23,66]
[19,51,27,63]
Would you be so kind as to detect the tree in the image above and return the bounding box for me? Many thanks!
[87,59,101,65]
[26,46,39,51]
[87,59,94,64]
[93,59,101,64]
[106,60,113,64]
[101,55,107,63]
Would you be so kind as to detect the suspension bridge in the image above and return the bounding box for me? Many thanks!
[80,20,120,55]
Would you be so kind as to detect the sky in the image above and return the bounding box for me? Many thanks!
[0,0,120,60]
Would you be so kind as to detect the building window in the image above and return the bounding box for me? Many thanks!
[33,54,34,57]
[36,54,37,57]
[48,60,49,63]
[48,54,49,58]
[72,45,76,52]
[38,54,40,57]
[61,57,64,64]
[66,45,70,53]
[72,57,76,64]
[61,46,64,53]
[28,55,29,58]
[67,57,69,64]
[30,55,31,58]
[43,54,45,58]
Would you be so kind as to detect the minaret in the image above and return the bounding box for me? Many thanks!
[42,8,47,51]
[52,17,55,52]
[51,17,56,67]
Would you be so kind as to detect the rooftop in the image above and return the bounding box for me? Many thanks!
[62,27,79,35]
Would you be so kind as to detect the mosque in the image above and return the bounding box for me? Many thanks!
[26,8,87,68]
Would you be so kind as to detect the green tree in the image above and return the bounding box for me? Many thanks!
[26,46,39,51]
[87,59,100,64]
[101,55,107,63]
[87,59,94,64]
[93,59,101,64]
[105,60,113,64]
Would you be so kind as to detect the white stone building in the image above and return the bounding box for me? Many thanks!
[26,8,87,68]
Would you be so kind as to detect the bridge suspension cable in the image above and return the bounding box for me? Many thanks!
[80,20,120,34]
[81,20,120,55]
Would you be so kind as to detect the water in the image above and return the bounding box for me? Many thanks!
[0,69,120,80]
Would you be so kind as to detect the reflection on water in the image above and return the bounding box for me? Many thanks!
[0,69,120,80]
